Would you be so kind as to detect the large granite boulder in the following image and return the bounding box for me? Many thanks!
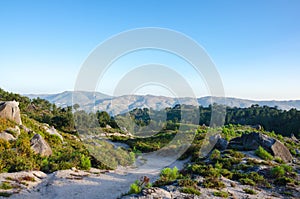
[228,132,293,162]
[30,134,52,157]
[0,101,22,125]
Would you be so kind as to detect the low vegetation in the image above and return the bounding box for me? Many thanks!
[243,188,257,195]
[1,88,300,198]
[255,146,273,160]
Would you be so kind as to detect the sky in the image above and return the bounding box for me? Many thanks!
[0,0,299,100]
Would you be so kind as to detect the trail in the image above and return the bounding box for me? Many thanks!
[8,154,189,199]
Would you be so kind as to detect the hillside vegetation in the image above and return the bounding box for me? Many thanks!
[1,88,300,198]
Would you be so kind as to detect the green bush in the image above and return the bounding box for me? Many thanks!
[226,149,245,158]
[160,166,179,182]
[178,178,197,187]
[210,149,221,160]
[255,146,273,160]
[271,166,285,178]
[203,177,225,189]
[274,177,295,186]
[243,188,257,195]
[213,191,229,198]
[240,178,256,186]
[80,154,91,170]
[181,186,201,195]
[274,157,284,164]
[0,182,13,190]
[128,180,142,194]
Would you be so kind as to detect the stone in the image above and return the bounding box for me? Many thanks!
[208,134,228,151]
[0,131,16,141]
[290,133,299,143]
[142,187,171,199]
[5,126,20,138]
[30,134,52,157]
[0,101,22,125]
[215,137,228,151]
[45,126,63,141]
[20,125,32,133]
[228,132,293,162]
[271,140,293,163]
[251,124,262,130]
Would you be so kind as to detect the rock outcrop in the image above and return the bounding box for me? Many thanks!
[0,101,22,125]
[30,134,52,157]
[0,131,16,141]
[228,132,293,162]
[44,125,63,141]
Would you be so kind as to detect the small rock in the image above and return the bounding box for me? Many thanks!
[0,131,16,141]
[5,126,21,138]
[46,126,63,141]
[142,187,171,199]
[20,125,32,133]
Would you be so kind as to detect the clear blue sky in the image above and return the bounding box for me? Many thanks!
[0,0,299,100]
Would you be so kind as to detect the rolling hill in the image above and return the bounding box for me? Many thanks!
[24,91,300,115]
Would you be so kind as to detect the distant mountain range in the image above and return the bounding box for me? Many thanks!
[25,91,300,115]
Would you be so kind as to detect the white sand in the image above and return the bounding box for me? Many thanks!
[3,154,189,199]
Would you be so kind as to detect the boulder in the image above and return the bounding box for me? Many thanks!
[45,126,63,141]
[0,131,16,141]
[0,101,22,125]
[142,187,171,199]
[209,134,228,151]
[228,132,293,162]
[215,137,228,151]
[30,134,52,157]
[271,140,293,163]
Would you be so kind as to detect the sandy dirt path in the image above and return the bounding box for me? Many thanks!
[7,154,189,199]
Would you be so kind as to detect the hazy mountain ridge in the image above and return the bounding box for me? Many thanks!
[25,91,300,115]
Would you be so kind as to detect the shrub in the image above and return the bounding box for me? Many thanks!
[227,149,245,158]
[274,157,284,164]
[160,166,179,182]
[203,177,225,189]
[80,154,91,170]
[127,176,151,195]
[255,146,273,160]
[243,188,257,195]
[281,164,293,173]
[178,178,197,187]
[240,178,256,186]
[128,180,142,194]
[213,191,229,198]
[181,186,201,195]
[271,166,285,178]
[274,177,295,186]
[0,182,13,190]
[210,149,221,160]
